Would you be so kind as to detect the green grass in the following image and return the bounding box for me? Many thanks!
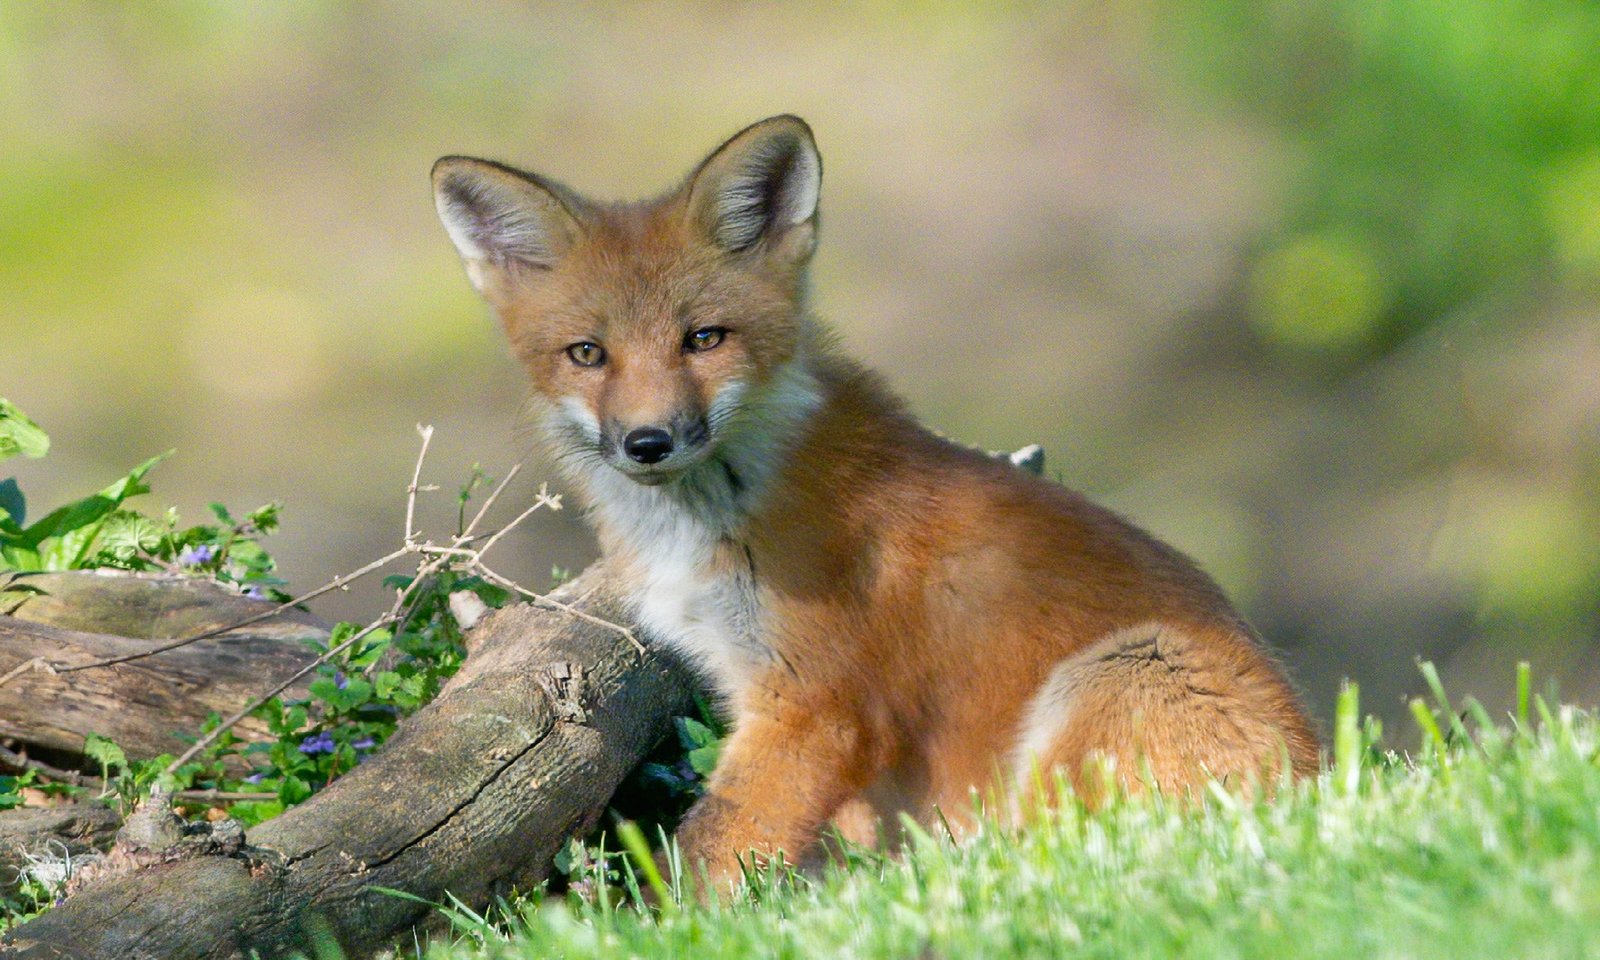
[411,678,1600,960]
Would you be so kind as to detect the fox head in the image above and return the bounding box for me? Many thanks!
[432,115,823,490]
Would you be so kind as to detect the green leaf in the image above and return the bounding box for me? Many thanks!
[347,629,392,668]
[278,775,312,805]
[0,478,26,529]
[1,544,42,572]
[0,577,48,615]
[675,716,719,751]
[0,399,49,462]
[374,671,402,700]
[466,579,512,609]
[95,510,165,562]
[244,502,280,533]
[0,770,37,810]
[687,743,722,777]
[226,799,284,826]
[310,676,374,713]
[18,451,171,555]
[308,677,341,704]
[340,678,373,709]
[83,733,128,773]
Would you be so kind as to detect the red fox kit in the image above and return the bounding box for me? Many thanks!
[432,115,1319,887]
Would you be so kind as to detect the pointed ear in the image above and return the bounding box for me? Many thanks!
[431,156,584,292]
[686,115,822,261]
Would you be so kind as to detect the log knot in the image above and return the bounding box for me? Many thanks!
[537,662,588,724]
[61,791,261,898]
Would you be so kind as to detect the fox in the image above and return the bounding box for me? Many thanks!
[431,115,1320,890]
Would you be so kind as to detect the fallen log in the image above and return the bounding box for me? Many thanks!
[2,562,694,959]
[0,571,327,763]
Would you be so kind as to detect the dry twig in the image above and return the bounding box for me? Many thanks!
[3,423,641,783]
[152,425,639,774]
[3,424,636,684]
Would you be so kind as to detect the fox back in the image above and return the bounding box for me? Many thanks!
[434,116,1320,889]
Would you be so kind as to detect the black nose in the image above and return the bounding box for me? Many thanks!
[623,427,674,465]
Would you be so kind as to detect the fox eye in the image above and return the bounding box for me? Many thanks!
[566,342,606,367]
[684,327,727,353]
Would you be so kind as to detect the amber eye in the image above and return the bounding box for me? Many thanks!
[684,327,727,352]
[566,342,606,367]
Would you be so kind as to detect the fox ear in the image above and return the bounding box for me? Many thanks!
[432,157,583,291]
[687,115,822,260]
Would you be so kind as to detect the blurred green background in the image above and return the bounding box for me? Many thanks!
[3,1,1597,733]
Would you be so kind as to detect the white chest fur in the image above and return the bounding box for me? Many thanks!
[558,359,824,699]
[587,467,770,698]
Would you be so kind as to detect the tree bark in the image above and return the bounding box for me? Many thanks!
[0,804,121,895]
[0,572,327,763]
[2,562,694,959]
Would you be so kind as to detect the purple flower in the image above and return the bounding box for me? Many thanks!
[298,731,336,754]
[243,771,267,784]
[241,584,267,600]
[352,737,376,751]
[177,543,217,566]
[333,671,349,690]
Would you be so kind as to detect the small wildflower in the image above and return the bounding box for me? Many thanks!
[243,771,267,784]
[352,737,376,751]
[241,584,267,600]
[177,543,217,566]
[334,671,349,690]
[297,731,336,755]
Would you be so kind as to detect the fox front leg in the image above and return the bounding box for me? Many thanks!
[671,695,868,897]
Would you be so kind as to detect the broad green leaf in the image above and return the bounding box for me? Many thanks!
[341,678,373,709]
[675,716,719,750]
[1,543,42,571]
[0,399,49,462]
[278,775,312,805]
[226,799,284,826]
[688,742,722,777]
[245,502,280,532]
[375,671,402,699]
[18,451,171,553]
[0,478,25,528]
[0,575,48,614]
[83,733,127,772]
[96,511,165,561]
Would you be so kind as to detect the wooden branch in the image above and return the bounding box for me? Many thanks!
[2,562,695,960]
[0,572,327,762]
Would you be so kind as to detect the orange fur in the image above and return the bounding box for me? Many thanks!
[432,116,1320,894]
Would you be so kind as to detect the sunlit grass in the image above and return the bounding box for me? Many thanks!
[413,670,1600,960]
